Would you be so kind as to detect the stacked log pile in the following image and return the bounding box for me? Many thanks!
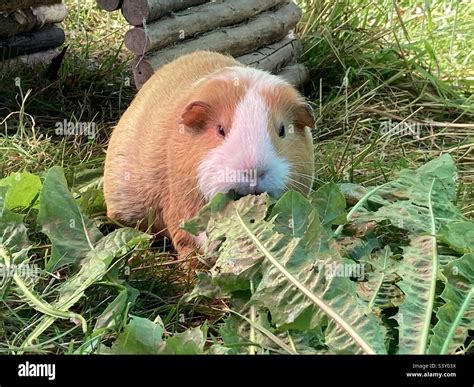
[97,0,309,89]
[0,0,66,68]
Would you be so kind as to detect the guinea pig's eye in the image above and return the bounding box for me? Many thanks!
[217,125,225,137]
[278,124,286,138]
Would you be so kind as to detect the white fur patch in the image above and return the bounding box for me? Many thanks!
[197,70,290,200]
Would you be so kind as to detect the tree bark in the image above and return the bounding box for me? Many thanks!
[0,3,67,39]
[236,36,302,73]
[277,64,309,88]
[96,0,122,12]
[122,0,208,26]
[125,0,287,55]
[132,2,301,88]
[0,0,61,13]
[0,25,65,59]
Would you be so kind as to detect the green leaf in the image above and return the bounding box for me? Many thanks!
[76,188,106,216]
[220,313,252,353]
[57,229,149,307]
[0,186,30,265]
[309,182,347,228]
[0,171,41,210]
[182,192,238,235]
[105,315,165,354]
[350,155,465,234]
[94,285,139,330]
[395,235,438,354]
[22,228,150,348]
[428,253,474,354]
[71,167,104,192]
[161,325,207,354]
[437,221,474,254]
[105,317,207,355]
[192,193,386,354]
[270,190,314,237]
[37,167,103,271]
[356,247,404,312]
[184,272,225,301]
[205,194,270,292]
[252,253,386,354]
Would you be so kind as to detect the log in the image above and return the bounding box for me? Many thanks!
[236,36,302,73]
[0,3,68,39]
[0,48,58,69]
[277,64,309,88]
[96,0,123,12]
[125,0,287,55]
[132,2,301,88]
[122,0,208,26]
[0,0,61,13]
[0,25,65,60]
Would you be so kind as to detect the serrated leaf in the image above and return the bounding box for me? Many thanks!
[395,235,438,354]
[57,229,149,306]
[22,228,150,347]
[195,193,386,354]
[76,188,106,216]
[351,155,465,234]
[203,195,270,292]
[428,253,474,354]
[252,253,386,354]
[356,247,404,311]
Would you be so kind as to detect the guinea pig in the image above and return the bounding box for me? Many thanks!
[104,51,315,257]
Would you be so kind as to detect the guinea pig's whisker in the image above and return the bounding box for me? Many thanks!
[291,170,315,178]
[290,171,318,183]
[290,161,318,165]
[289,167,325,182]
[286,176,314,194]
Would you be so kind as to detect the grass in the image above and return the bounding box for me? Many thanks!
[0,0,472,353]
[297,0,473,216]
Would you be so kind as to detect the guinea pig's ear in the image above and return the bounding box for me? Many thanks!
[294,103,315,130]
[180,101,212,131]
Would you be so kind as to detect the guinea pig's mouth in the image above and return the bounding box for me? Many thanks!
[227,189,273,200]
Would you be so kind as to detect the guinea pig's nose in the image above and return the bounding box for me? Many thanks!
[257,169,267,179]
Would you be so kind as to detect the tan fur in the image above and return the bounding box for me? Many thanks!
[104,51,314,256]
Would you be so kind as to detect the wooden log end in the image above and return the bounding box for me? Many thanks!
[122,0,149,26]
[125,27,149,56]
[96,0,123,12]
[132,56,154,89]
